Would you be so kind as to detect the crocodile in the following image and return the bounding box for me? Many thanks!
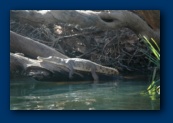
[37,56,119,81]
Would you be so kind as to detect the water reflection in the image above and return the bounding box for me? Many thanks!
[10,77,160,110]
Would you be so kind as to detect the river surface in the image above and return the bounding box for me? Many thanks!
[10,77,160,110]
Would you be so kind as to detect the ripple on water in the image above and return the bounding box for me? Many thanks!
[10,79,160,110]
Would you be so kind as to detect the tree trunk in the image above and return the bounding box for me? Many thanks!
[11,10,160,44]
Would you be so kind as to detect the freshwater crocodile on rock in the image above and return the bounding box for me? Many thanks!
[37,56,119,81]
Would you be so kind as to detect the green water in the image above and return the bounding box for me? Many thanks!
[10,77,160,110]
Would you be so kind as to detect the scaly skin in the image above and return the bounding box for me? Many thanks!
[37,56,119,81]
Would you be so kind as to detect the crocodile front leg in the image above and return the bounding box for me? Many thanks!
[68,61,75,79]
[91,66,99,82]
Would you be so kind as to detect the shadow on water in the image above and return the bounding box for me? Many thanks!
[10,77,160,110]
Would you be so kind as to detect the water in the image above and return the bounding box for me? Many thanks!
[10,77,160,110]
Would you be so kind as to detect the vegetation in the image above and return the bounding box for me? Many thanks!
[141,36,160,99]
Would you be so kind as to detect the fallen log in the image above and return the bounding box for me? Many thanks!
[10,31,68,59]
